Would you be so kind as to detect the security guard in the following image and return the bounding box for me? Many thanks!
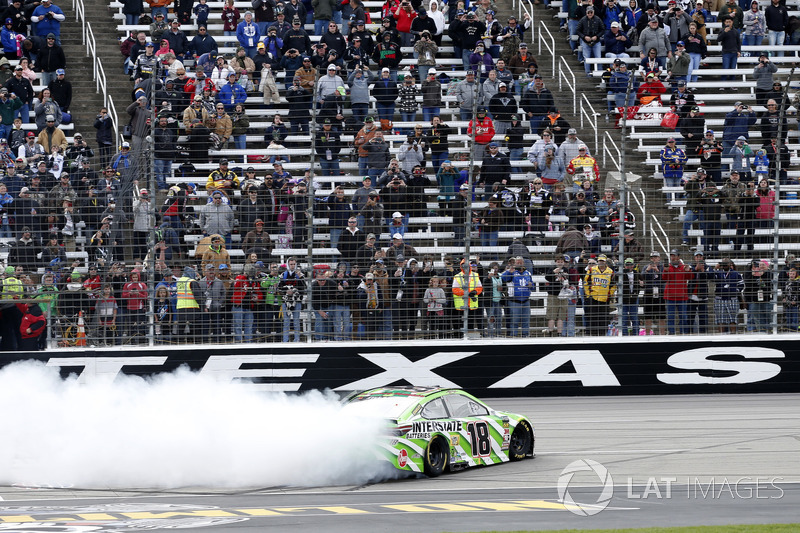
[452,259,483,334]
[1,265,24,351]
[175,266,200,343]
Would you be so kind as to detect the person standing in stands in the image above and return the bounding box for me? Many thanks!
[175,266,200,343]
[583,254,615,335]
[31,0,65,44]
[718,15,742,85]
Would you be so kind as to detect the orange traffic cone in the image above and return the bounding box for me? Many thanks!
[75,311,87,347]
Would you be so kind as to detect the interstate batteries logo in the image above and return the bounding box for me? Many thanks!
[557,459,615,516]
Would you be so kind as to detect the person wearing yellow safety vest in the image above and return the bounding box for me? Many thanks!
[583,254,616,336]
[1,265,24,351]
[452,259,483,334]
[175,266,201,343]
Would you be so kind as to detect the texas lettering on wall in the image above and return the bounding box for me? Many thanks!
[2,341,797,396]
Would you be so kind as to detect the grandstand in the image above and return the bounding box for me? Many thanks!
[0,0,798,350]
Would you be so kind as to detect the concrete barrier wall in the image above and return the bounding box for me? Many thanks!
[3,336,799,396]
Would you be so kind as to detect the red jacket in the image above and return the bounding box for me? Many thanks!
[663,261,694,301]
[394,8,416,33]
[122,281,148,311]
[468,116,495,145]
[232,275,263,308]
[20,306,47,339]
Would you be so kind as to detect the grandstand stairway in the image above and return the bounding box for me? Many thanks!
[530,2,681,251]
[61,0,131,149]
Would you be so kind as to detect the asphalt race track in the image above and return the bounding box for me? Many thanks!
[2,394,798,532]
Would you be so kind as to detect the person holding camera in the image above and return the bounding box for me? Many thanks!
[414,30,438,80]
[752,52,778,105]
[30,0,65,44]
[393,0,417,47]
[722,101,756,154]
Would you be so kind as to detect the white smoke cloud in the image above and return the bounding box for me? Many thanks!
[0,361,394,489]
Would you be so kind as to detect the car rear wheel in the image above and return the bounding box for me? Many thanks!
[508,420,533,461]
[424,436,449,476]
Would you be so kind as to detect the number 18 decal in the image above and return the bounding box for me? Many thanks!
[466,421,491,457]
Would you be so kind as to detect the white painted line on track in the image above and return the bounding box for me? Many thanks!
[538,449,692,455]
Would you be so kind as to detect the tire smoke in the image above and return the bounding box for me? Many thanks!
[0,361,392,489]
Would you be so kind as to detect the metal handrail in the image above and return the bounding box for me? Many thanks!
[603,130,620,171]
[579,93,599,155]
[558,56,576,114]
[72,0,120,148]
[518,0,535,51]
[537,20,556,78]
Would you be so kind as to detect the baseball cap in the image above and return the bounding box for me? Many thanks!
[392,212,402,219]
[696,167,706,174]
[695,250,704,256]
[56,68,65,75]
[392,233,404,240]
[624,258,635,264]
[121,141,130,148]
[611,21,620,27]
[219,158,229,164]
[737,135,747,141]
[382,67,390,73]
[568,128,577,135]
[145,41,154,47]
[597,254,607,261]
[365,273,375,279]
[366,233,377,240]
[460,183,469,190]
[429,68,437,74]
[670,249,680,255]
[26,131,35,137]
[650,250,661,257]
[46,114,55,122]
[676,40,685,46]
[327,64,337,70]
[140,188,149,195]
[257,42,265,48]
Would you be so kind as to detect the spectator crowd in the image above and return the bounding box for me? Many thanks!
[0,0,797,350]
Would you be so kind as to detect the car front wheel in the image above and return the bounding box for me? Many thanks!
[508,420,533,461]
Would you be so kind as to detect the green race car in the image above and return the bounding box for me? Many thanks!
[343,386,535,476]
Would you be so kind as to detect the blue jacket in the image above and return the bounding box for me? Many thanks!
[236,21,260,49]
[722,110,757,143]
[189,34,218,57]
[32,4,65,37]
[501,268,534,302]
[1,27,18,54]
[217,82,248,110]
[603,29,632,55]
[660,146,687,179]
[608,69,634,94]
[711,268,743,298]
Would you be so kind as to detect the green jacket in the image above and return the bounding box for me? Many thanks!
[312,0,337,21]
[36,285,60,315]
[0,96,22,126]
[260,274,282,306]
